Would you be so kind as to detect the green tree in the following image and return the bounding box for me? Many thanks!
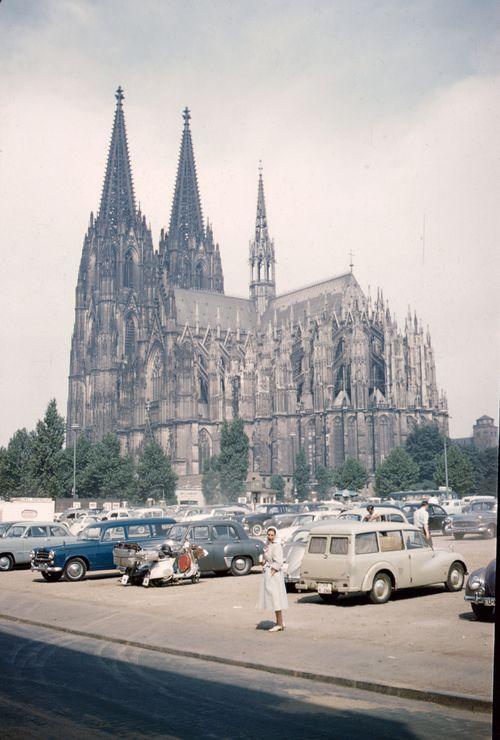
[28,400,66,497]
[136,441,177,503]
[435,445,474,496]
[375,447,419,497]
[0,428,34,496]
[218,419,249,501]
[405,425,445,483]
[78,434,137,500]
[270,473,285,502]
[315,465,336,497]
[293,449,310,501]
[462,446,498,496]
[333,457,368,492]
[202,456,222,504]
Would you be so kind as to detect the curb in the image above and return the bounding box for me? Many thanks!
[0,612,492,714]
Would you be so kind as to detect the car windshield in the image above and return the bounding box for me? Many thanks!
[5,525,26,537]
[167,525,189,541]
[79,526,101,540]
[293,514,314,525]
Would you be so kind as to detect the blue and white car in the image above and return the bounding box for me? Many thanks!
[31,517,176,582]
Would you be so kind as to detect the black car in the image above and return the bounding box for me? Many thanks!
[164,519,264,575]
[242,505,297,536]
[401,502,448,533]
[465,559,495,621]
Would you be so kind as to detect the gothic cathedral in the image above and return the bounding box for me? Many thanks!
[67,89,448,484]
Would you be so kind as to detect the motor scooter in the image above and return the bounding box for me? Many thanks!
[114,540,207,587]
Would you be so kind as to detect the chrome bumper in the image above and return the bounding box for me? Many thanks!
[464,594,495,606]
[31,563,63,573]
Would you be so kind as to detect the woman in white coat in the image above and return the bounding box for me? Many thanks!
[257,526,288,632]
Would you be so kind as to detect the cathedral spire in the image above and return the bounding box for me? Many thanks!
[249,163,276,315]
[98,87,136,233]
[169,107,204,244]
[255,161,269,244]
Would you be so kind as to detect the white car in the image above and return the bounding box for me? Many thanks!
[441,499,463,516]
[279,512,342,544]
[69,514,100,535]
[298,521,467,604]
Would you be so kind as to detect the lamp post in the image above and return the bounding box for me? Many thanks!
[443,436,449,491]
[71,424,80,498]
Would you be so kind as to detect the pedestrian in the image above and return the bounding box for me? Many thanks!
[414,500,432,545]
[363,504,381,522]
[257,526,288,632]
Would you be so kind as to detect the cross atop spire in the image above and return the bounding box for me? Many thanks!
[98,87,136,233]
[169,107,204,244]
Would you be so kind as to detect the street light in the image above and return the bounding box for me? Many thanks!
[71,424,80,498]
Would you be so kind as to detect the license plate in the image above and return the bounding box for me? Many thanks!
[121,574,129,585]
[317,582,332,594]
[483,598,495,607]
[143,576,150,587]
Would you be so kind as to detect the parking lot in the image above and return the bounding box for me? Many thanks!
[0,533,495,702]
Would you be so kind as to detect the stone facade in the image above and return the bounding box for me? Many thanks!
[67,89,449,481]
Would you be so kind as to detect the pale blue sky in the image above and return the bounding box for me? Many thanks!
[0,0,499,442]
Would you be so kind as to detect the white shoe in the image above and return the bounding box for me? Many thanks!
[268,624,284,632]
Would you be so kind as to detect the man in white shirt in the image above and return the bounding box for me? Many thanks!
[414,500,431,544]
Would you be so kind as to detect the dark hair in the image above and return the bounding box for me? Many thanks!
[421,500,429,506]
[367,504,374,511]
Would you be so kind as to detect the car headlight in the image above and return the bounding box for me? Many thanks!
[48,550,55,559]
[468,575,484,591]
[29,550,35,559]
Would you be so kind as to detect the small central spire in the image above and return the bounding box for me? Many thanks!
[115,86,124,106]
[183,106,191,126]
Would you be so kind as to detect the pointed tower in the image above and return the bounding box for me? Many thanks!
[67,88,155,446]
[249,164,276,315]
[160,108,224,293]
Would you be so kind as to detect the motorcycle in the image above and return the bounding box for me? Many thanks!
[113,539,207,588]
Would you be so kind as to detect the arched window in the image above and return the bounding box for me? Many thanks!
[199,354,208,404]
[198,429,212,473]
[195,262,205,290]
[347,416,357,457]
[333,417,344,467]
[379,416,391,460]
[124,252,134,288]
[125,317,135,357]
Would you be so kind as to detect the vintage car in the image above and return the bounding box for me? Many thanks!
[278,512,343,543]
[31,517,176,581]
[241,504,298,536]
[0,521,74,571]
[401,502,448,533]
[338,506,408,524]
[445,500,497,540]
[282,525,319,589]
[163,519,264,575]
[297,521,467,604]
[464,559,496,621]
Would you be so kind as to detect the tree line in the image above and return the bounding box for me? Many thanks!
[0,400,177,502]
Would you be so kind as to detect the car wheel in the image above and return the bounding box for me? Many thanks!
[484,525,496,540]
[369,572,392,604]
[63,558,87,582]
[0,554,14,572]
[251,523,264,537]
[191,572,200,584]
[230,556,253,576]
[319,593,339,604]
[41,572,63,582]
[471,603,495,622]
[453,533,464,540]
[444,561,465,592]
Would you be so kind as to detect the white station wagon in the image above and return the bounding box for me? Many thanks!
[297,521,467,604]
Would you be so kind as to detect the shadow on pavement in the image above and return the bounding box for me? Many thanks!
[0,628,419,739]
[296,585,446,608]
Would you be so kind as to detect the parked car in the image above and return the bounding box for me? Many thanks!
[282,525,318,589]
[0,521,75,571]
[31,517,176,582]
[242,505,296,536]
[441,499,464,516]
[464,559,495,621]
[98,508,132,521]
[129,507,167,519]
[297,521,467,604]
[163,519,264,576]
[68,514,101,536]
[445,500,497,540]
[401,502,448,533]
[337,506,408,524]
[279,512,343,543]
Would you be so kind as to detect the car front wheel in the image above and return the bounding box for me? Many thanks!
[453,533,464,540]
[230,556,253,576]
[41,572,63,582]
[369,572,392,604]
[0,554,14,572]
[63,558,87,582]
[471,603,495,621]
[484,525,496,540]
[445,561,465,592]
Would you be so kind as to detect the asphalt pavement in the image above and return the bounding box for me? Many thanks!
[0,621,492,739]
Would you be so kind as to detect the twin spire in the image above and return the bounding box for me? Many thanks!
[96,89,274,299]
